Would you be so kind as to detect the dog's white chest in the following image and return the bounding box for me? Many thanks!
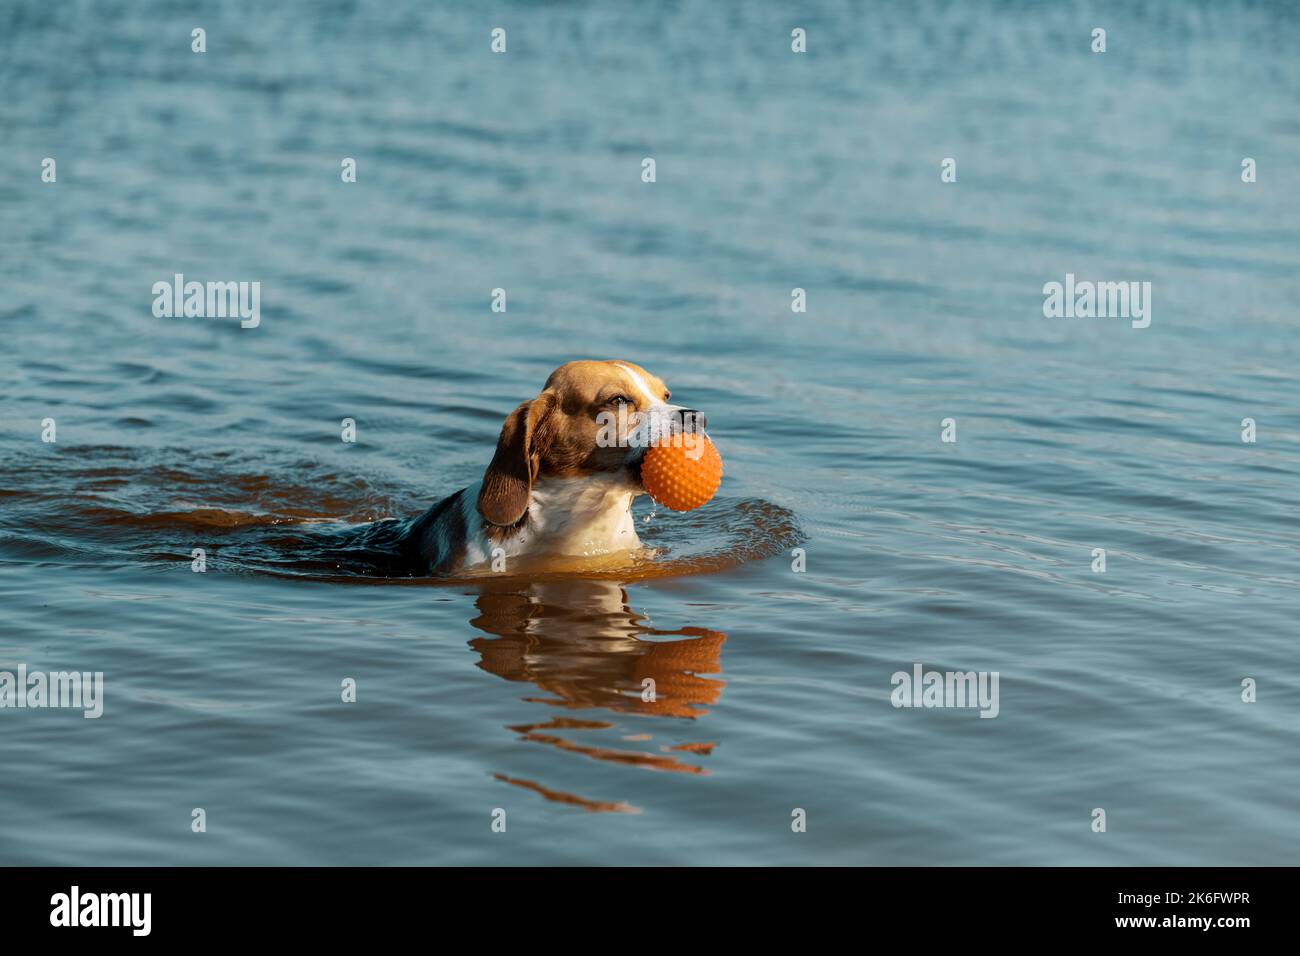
[520,476,642,556]
[459,476,643,568]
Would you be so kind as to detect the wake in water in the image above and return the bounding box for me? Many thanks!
[0,446,802,584]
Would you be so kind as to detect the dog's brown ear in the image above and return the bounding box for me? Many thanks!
[477,392,555,527]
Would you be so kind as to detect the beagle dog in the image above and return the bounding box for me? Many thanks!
[353,361,706,576]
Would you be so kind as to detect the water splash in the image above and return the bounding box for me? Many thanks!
[0,447,802,585]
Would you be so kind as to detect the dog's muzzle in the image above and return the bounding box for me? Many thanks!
[676,409,707,433]
[627,405,707,453]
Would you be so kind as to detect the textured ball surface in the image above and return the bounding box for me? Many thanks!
[641,434,723,511]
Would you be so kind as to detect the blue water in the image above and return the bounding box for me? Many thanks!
[1,0,1298,865]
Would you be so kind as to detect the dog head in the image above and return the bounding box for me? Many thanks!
[476,360,706,527]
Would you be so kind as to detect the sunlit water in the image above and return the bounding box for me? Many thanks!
[2,0,1298,865]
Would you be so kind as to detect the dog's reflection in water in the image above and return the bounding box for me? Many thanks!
[468,578,726,812]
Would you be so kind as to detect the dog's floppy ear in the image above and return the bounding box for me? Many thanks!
[477,391,555,527]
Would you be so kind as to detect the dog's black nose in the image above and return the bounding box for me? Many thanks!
[678,409,707,433]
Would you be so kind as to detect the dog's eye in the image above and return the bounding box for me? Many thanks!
[606,394,634,407]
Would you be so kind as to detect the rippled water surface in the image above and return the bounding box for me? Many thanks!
[2,0,1299,865]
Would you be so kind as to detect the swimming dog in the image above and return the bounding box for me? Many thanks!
[351,361,706,575]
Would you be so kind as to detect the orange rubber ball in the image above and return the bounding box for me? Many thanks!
[641,433,723,511]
